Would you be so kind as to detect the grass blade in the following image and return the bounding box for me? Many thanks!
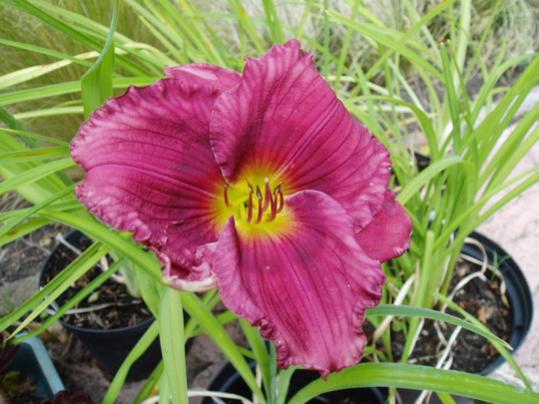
[81,0,119,117]
[367,304,510,350]
[0,157,74,197]
[13,258,124,344]
[181,292,265,403]
[438,295,531,390]
[104,319,159,404]
[0,217,51,249]
[397,156,462,205]
[7,243,109,338]
[262,0,284,43]
[0,106,25,131]
[40,210,163,282]
[288,363,539,404]
[327,10,442,80]
[159,287,188,404]
[0,76,157,106]
[133,361,164,404]
[0,186,73,240]
[240,319,271,399]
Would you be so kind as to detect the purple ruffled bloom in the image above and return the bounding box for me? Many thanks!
[71,40,412,376]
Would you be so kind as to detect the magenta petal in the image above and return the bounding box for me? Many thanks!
[210,40,391,229]
[356,190,413,262]
[71,79,226,290]
[165,63,240,92]
[212,190,385,375]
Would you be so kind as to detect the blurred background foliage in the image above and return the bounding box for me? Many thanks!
[0,0,537,140]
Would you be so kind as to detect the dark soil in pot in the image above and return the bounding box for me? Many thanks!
[391,232,532,374]
[202,361,386,404]
[41,232,152,330]
[40,231,160,381]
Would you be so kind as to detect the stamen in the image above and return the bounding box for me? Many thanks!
[275,185,284,213]
[223,184,230,207]
[263,178,273,211]
[246,190,253,222]
[227,179,285,225]
[268,188,277,221]
[255,186,263,223]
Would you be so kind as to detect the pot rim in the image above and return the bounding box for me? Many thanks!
[203,360,387,404]
[59,315,155,335]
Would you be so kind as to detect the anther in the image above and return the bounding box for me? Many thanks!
[223,184,230,207]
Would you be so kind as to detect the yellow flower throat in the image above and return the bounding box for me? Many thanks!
[213,173,293,239]
[224,178,283,223]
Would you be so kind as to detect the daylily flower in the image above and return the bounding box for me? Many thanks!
[71,40,412,375]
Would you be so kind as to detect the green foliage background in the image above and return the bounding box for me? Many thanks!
[1,1,538,403]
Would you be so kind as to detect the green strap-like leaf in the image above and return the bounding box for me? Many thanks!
[397,155,462,204]
[14,258,125,345]
[0,157,75,197]
[104,319,160,404]
[182,292,266,403]
[7,243,109,338]
[159,287,188,404]
[367,304,510,350]
[438,295,532,390]
[288,363,539,404]
[39,210,163,282]
[240,319,272,399]
[0,106,25,131]
[0,77,156,106]
[81,0,119,117]
[133,361,164,404]
[0,186,73,239]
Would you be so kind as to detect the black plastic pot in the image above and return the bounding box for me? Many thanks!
[410,153,533,374]
[383,232,533,404]
[465,231,533,375]
[202,361,387,404]
[40,231,163,381]
[61,316,161,381]
[7,336,65,399]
